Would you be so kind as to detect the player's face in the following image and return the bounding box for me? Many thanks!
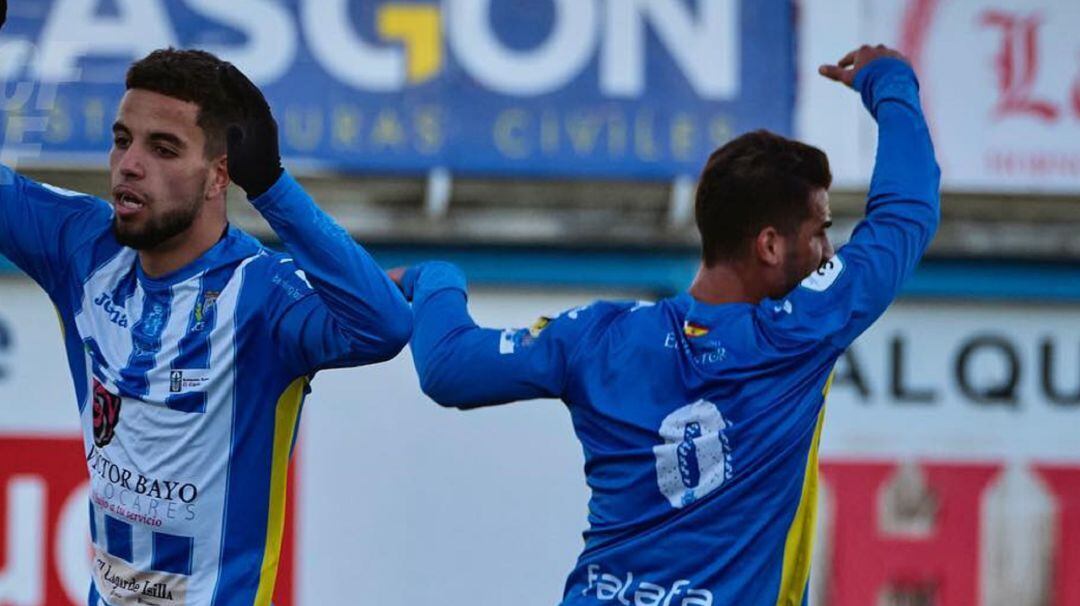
[781,188,834,293]
[109,90,216,251]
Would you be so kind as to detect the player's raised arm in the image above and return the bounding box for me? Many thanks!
[393,261,624,409]
[219,65,412,374]
[765,45,940,350]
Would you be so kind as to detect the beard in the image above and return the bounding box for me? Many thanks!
[774,244,808,298]
[113,193,204,251]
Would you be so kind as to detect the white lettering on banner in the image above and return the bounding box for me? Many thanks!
[0,477,45,605]
[56,484,92,604]
[0,39,35,81]
[33,0,178,81]
[819,303,1080,463]
[602,0,738,99]
[448,0,597,96]
[25,0,741,100]
[184,0,297,84]
[302,0,406,92]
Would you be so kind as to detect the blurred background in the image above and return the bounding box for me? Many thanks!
[0,0,1078,604]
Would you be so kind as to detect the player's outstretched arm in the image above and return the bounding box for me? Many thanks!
[0,0,111,295]
[219,65,412,372]
[0,167,112,295]
[770,45,940,351]
[392,262,607,409]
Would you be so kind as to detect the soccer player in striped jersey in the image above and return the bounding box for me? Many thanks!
[391,45,939,605]
[0,43,412,606]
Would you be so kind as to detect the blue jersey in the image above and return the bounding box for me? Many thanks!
[0,171,411,605]
[404,58,939,606]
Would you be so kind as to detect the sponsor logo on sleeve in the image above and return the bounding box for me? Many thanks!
[499,329,518,355]
[499,316,554,354]
[800,255,845,292]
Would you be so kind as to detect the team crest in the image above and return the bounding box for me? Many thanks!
[193,291,220,325]
[139,303,166,338]
[92,379,122,447]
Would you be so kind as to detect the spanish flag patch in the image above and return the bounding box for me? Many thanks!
[530,316,552,337]
[683,321,709,338]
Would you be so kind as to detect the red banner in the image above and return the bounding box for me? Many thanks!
[4,436,1080,605]
[0,437,295,606]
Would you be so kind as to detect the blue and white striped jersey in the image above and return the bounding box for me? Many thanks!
[0,170,412,605]
[404,58,939,605]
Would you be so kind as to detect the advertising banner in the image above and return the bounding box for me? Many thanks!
[3,279,1080,605]
[0,0,793,180]
[798,0,1080,194]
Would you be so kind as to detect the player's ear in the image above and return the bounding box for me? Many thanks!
[754,226,785,267]
[206,153,230,199]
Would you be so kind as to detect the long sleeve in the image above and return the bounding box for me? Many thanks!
[254,172,412,375]
[0,165,111,295]
[761,57,941,351]
[405,261,621,409]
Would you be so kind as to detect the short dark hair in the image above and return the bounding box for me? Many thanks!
[694,130,832,265]
[125,48,242,157]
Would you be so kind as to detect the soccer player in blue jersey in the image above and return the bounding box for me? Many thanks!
[391,44,939,605]
[0,9,412,604]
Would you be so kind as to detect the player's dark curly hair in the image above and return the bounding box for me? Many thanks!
[695,130,832,266]
[125,48,243,158]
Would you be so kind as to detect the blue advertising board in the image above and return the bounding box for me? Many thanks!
[0,0,793,179]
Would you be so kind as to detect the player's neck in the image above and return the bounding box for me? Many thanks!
[138,213,228,279]
[688,262,770,305]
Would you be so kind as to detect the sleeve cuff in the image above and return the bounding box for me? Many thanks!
[409,261,468,304]
[854,57,921,117]
[247,170,300,211]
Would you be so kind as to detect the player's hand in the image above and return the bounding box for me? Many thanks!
[387,267,407,289]
[219,63,283,199]
[818,44,909,88]
[387,266,412,300]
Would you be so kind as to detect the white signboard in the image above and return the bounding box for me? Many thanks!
[3,277,1080,605]
[798,0,1080,194]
